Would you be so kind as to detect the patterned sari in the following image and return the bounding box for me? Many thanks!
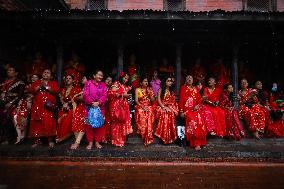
[155,90,178,144]
[108,81,132,147]
[135,87,155,145]
[179,85,207,148]
[0,79,25,141]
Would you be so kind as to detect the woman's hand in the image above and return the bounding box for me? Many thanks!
[45,86,51,91]
[193,105,200,111]
[123,93,131,98]
[92,101,100,107]
[162,106,170,112]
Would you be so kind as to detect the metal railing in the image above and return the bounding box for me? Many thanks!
[244,0,277,12]
[163,0,185,11]
[86,0,107,10]
[85,0,278,12]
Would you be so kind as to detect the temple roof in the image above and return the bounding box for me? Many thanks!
[0,0,69,11]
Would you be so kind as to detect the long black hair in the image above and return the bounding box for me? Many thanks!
[160,74,175,100]
[118,71,130,86]
[139,75,149,85]
[223,83,234,101]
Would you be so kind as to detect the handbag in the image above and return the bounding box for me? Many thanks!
[44,100,57,111]
[113,99,127,122]
[88,107,105,128]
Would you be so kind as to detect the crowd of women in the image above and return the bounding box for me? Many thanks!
[1,56,284,151]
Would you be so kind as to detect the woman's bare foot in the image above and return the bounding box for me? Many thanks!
[31,139,42,148]
[195,146,201,151]
[70,142,80,150]
[254,132,261,140]
[86,142,93,150]
[48,142,55,148]
[14,136,22,145]
[95,142,102,149]
[210,132,216,136]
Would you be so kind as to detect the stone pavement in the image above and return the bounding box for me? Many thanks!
[1,136,284,162]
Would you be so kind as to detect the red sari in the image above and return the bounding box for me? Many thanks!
[135,87,155,145]
[56,86,81,142]
[29,80,60,138]
[239,89,267,134]
[103,97,111,143]
[203,87,226,137]
[267,96,284,137]
[155,90,178,144]
[64,60,85,86]
[179,86,206,148]
[27,58,48,77]
[12,98,30,130]
[239,88,253,123]
[128,64,140,89]
[0,79,25,141]
[190,64,206,84]
[249,101,266,134]
[210,62,230,87]
[71,97,87,133]
[108,81,132,147]
[219,92,245,140]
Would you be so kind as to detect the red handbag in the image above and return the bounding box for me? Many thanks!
[114,99,127,122]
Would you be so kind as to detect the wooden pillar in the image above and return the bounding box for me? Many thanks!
[56,45,63,85]
[175,44,182,96]
[232,46,239,108]
[117,44,124,78]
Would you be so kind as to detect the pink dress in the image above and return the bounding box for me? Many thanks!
[83,80,107,143]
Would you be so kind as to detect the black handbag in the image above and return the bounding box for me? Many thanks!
[44,100,57,111]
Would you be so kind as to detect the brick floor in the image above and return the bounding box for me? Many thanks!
[0,160,284,189]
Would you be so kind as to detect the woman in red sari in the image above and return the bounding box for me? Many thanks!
[179,75,206,150]
[268,101,284,137]
[190,58,206,84]
[108,72,132,147]
[135,76,155,146]
[128,54,140,89]
[12,74,39,144]
[29,69,60,148]
[70,76,88,149]
[64,53,85,86]
[0,66,25,144]
[202,77,226,137]
[239,79,267,139]
[102,75,113,143]
[155,76,178,144]
[219,84,245,140]
[249,92,267,139]
[56,75,81,143]
[239,79,253,124]
[254,80,272,128]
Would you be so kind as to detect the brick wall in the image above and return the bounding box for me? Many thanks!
[65,0,86,9]
[186,0,243,12]
[64,0,284,12]
[278,0,284,11]
[108,0,163,11]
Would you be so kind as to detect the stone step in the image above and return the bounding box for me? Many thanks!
[126,135,163,145]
